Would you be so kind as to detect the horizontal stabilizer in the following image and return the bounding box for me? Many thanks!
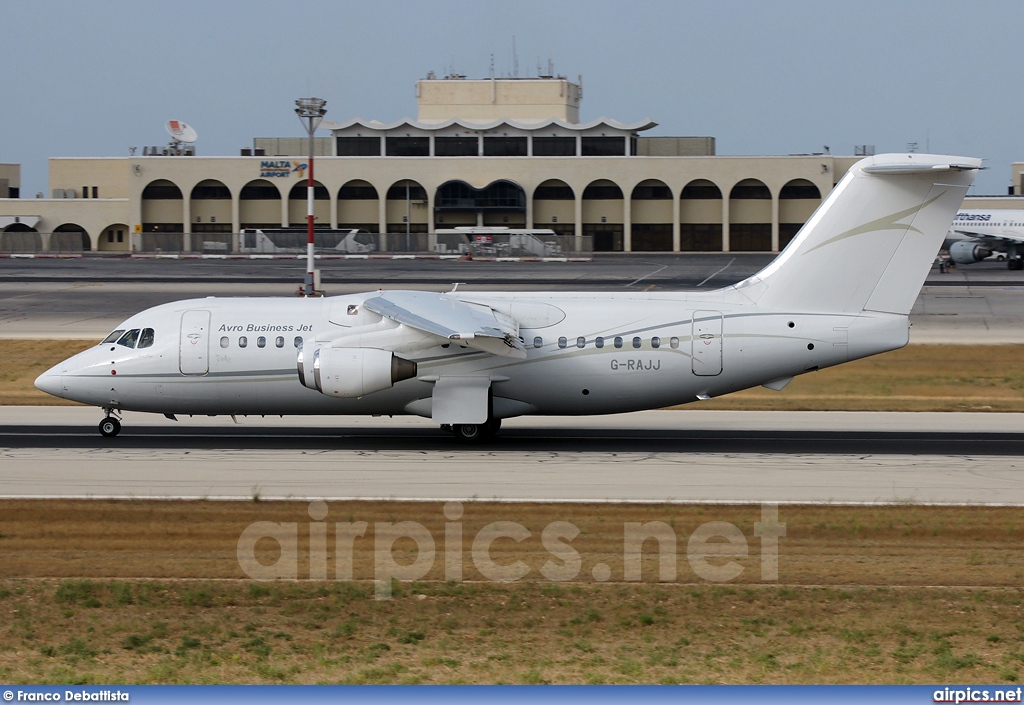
[862,162,982,175]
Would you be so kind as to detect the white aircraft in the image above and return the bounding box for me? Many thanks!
[943,209,1024,269]
[36,153,979,443]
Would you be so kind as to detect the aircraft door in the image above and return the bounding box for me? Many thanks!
[691,310,723,376]
[179,310,211,375]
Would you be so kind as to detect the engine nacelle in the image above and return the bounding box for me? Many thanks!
[298,346,417,397]
[949,240,992,264]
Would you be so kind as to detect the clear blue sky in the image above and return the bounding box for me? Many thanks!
[2,0,1021,196]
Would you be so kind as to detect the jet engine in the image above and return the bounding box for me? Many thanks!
[297,346,417,397]
[949,240,992,264]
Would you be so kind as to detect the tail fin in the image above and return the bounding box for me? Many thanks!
[739,153,981,315]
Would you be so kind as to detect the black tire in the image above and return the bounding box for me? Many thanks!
[1013,258,1024,271]
[481,417,502,437]
[453,423,483,444]
[99,417,121,437]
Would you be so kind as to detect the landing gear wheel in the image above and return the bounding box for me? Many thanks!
[453,423,484,444]
[99,417,121,437]
[481,417,502,437]
[1011,258,1024,271]
[451,418,501,444]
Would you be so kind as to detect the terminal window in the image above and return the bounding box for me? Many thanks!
[582,136,626,156]
[484,137,527,157]
[533,184,574,200]
[336,137,381,156]
[386,137,429,157]
[533,136,576,157]
[435,137,478,157]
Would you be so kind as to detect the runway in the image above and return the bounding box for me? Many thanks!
[2,407,1023,505]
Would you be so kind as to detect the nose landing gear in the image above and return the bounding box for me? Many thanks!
[99,408,121,437]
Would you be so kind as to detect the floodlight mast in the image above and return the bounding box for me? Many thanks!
[295,97,327,296]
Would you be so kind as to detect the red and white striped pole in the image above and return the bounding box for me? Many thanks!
[305,133,315,290]
[295,97,327,296]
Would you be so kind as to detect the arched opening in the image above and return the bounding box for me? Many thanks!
[52,223,90,253]
[1,223,41,254]
[189,179,232,252]
[286,180,329,228]
[141,180,183,242]
[98,223,130,252]
[729,178,771,251]
[779,179,822,249]
[582,180,624,251]
[434,179,526,228]
[338,180,379,232]
[238,179,281,230]
[386,180,428,249]
[189,179,231,228]
[532,179,575,237]
[680,179,723,251]
[630,179,672,251]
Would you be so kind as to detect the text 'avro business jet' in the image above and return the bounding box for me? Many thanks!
[35,153,980,442]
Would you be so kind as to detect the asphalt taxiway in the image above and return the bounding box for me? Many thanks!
[2,407,1022,505]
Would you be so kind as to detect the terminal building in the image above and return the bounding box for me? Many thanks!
[1,73,1022,254]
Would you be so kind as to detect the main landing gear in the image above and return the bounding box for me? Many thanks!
[442,418,502,444]
[99,408,121,437]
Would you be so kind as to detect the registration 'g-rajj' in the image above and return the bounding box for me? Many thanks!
[36,154,980,442]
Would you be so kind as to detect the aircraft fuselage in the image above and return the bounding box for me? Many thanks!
[37,291,907,419]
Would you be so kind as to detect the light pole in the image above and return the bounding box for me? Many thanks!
[295,97,327,296]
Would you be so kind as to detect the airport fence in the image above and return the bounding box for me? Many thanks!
[0,230,593,257]
[0,231,87,255]
[136,231,594,257]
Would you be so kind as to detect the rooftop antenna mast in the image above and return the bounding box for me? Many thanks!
[512,36,519,78]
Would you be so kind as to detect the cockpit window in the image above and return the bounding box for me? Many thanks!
[117,329,141,348]
[102,330,125,344]
[138,328,155,349]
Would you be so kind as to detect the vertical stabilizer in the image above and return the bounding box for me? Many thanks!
[744,154,980,315]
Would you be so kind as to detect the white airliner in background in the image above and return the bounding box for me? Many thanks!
[35,153,979,442]
[943,209,1024,269]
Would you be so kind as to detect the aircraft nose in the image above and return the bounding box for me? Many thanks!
[34,367,64,398]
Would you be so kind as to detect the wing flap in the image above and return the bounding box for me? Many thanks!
[363,291,527,359]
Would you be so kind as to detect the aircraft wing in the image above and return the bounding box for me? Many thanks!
[951,230,1024,249]
[363,291,527,359]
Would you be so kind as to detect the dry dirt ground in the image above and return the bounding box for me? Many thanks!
[1,501,1024,684]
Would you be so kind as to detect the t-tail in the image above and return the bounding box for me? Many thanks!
[735,153,981,316]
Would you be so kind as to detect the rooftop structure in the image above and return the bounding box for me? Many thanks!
[416,73,582,123]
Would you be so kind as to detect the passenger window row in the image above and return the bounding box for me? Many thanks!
[102,328,155,349]
[540,335,681,350]
[219,336,303,350]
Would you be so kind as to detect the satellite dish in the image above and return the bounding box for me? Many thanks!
[165,120,198,144]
